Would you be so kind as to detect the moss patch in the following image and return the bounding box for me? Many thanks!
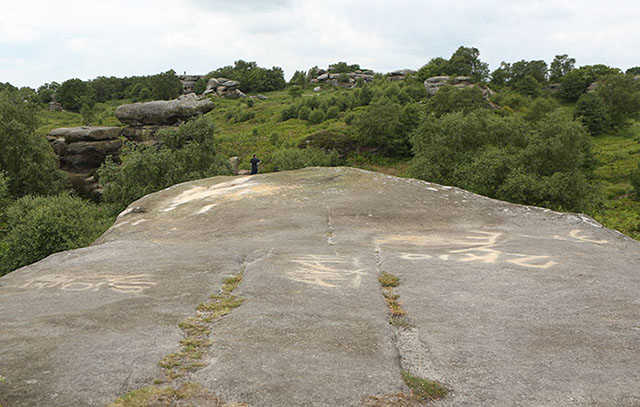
[401,371,449,402]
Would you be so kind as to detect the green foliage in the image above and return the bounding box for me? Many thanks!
[269,147,340,172]
[288,85,303,99]
[574,93,611,135]
[0,193,112,276]
[417,57,448,81]
[97,117,230,211]
[193,77,207,95]
[328,61,361,73]
[626,67,640,75]
[559,65,622,101]
[208,60,286,93]
[150,70,183,100]
[595,74,640,127]
[308,109,325,124]
[402,371,448,402]
[410,109,597,212]
[353,100,418,156]
[631,161,640,200]
[299,130,356,157]
[446,46,490,82]
[225,107,255,123]
[36,82,60,104]
[524,97,560,122]
[0,91,67,198]
[57,78,96,112]
[288,70,308,87]
[550,54,576,83]
[427,85,486,116]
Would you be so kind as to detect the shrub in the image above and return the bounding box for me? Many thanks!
[574,93,611,135]
[270,147,340,171]
[631,161,640,200]
[97,117,230,211]
[0,91,67,197]
[326,106,339,119]
[410,109,597,212]
[427,85,485,117]
[297,106,311,121]
[353,100,417,156]
[298,130,356,157]
[308,109,325,124]
[0,193,112,276]
[57,78,96,112]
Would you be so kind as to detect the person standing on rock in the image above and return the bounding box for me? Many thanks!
[250,154,261,175]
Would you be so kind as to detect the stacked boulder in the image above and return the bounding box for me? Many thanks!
[47,126,122,200]
[424,76,494,100]
[115,93,215,143]
[308,69,374,88]
[178,74,205,94]
[388,69,417,81]
[203,78,246,98]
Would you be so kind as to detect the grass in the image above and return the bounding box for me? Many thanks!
[378,272,400,287]
[589,122,640,240]
[109,382,228,407]
[401,371,449,402]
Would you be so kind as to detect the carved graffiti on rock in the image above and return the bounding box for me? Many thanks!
[18,274,156,294]
[287,255,366,288]
[378,230,558,269]
[553,229,608,245]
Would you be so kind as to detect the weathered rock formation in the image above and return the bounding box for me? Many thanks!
[203,77,246,98]
[115,94,214,127]
[115,94,215,143]
[178,74,205,94]
[1,167,639,406]
[47,126,122,200]
[388,69,417,81]
[308,68,375,89]
[424,75,495,101]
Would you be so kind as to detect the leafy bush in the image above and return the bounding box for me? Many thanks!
[353,100,419,156]
[269,147,340,171]
[595,74,640,127]
[574,93,611,135]
[410,109,597,212]
[631,161,640,200]
[208,60,285,93]
[298,130,357,157]
[97,117,231,211]
[57,78,96,112]
[427,85,486,116]
[0,193,112,276]
[149,70,183,100]
[0,91,67,197]
[308,109,325,124]
[524,97,560,122]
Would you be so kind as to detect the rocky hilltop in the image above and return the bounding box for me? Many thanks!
[1,167,639,406]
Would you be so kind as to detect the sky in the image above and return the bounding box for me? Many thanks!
[1,0,639,88]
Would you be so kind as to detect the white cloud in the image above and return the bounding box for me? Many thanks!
[1,0,639,87]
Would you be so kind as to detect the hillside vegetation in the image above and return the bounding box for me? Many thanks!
[1,49,639,276]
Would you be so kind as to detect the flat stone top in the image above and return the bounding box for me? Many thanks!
[1,167,639,406]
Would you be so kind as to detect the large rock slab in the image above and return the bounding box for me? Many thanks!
[115,96,214,126]
[1,167,639,406]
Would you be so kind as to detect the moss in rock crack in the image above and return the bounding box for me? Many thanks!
[378,272,400,287]
[401,371,449,402]
[111,272,247,405]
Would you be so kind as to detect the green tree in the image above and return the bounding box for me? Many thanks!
[410,109,596,212]
[574,93,611,135]
[0,91,67,197]
[57,78,96,112]
[626,67,640,75]
[595,74,640,127]
[288,85,303,99]
[0,193,112,276]
[97,117,230,211]
[417,57,449,81]
[559,65,622,101]
[289,70,308,87]
[446,46,490,82]
[150,70,183,100]
[549,54,576,83]
[427,85,485,117]
[328,62,361,73]
[36,82,60,104]
[353,100,416,155]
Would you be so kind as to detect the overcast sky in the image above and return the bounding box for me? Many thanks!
[1,0,638,88]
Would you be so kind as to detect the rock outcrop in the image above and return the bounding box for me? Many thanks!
[308,68,375,89]
[203,78,246,98]
[388,69,417,81]
[47,126,122,200]
[115,94,214,127]
[424,75,495,100]
[1,167,639,406]
[178,74,205,94]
